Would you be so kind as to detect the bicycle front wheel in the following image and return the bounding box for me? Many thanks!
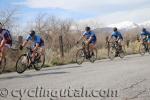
[0,57,6,74]
[108,46,116,60]
[16,54,28,74]
[76,49,85,65]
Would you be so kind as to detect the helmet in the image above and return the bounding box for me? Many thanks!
[30,30,35,37]
[142,28,146,32]
[113,27,117,32]
[85,26,90,31]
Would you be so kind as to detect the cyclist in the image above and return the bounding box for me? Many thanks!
[0,22,12,65]
[140,28,150,51]
[77,26,97,57]
[110,27,123,56]
[20,30,45,63]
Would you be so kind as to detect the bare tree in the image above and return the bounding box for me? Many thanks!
[0,8,18,29]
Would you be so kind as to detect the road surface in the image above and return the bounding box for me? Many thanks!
[0,54,150,100]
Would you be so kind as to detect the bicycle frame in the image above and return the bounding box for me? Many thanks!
[81,41,91,59]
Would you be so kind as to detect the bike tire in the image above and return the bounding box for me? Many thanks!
[119,50,125,59]
[16,54,28,74]
[90,48,97,63]
[139,44,146,56]
[0,57,6,74]
[34,55,45,71]
[76,49,85,65]
[108,47,116,60]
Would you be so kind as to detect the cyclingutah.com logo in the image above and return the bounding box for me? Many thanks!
[0,86,119,100]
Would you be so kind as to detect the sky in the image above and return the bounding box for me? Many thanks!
[0,0,150,26]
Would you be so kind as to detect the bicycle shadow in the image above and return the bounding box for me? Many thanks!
[0,65,83,81]
[41,65,82,72]
[0,71,68,81]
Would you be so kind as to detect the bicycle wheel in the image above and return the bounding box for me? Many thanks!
[108,46,116,60]
[148,44,150,54]
[0,57,6,74]
[34,54,45,71]
[16,54,28,74]
[139,44,146,56]
[76,49,85,65]
[90,48,97,63]
[119,50,125,59]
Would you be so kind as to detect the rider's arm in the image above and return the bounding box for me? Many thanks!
[77,34,85,43]
[22,40,28,47]
[87,36,93,44]
[33,43,39,52]
[109,32,115,42]
[78,35,84,42]
[22,35,31,47]
[87,31,95,43]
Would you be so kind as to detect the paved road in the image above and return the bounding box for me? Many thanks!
[0,54,150,100]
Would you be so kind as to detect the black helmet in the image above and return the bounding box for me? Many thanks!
[113,27,117,32]
[30,30,35,37]
[85,26,90,31]
[142,28,146,32]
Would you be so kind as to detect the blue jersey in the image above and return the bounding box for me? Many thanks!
[141,31,150,37]
[26,34,44,46]
[0,29,12,45]
[141,30,150,42]
[83,31,96,40]
[82,31,97,44]
[111,31,123,40]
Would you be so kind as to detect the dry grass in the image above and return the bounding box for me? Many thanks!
[5,40,143,73]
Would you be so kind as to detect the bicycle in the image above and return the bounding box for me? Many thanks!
[139,41,150,56]
[108,41,125,60]
[76,42,97,65]
[16,47,45,74]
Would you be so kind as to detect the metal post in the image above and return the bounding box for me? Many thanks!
[18,36,23,44]
[59,35,64,57]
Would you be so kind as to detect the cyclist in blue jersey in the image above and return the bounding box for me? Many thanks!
[110,27,123,46]
[0,22,12,64]
[20,30,45,63]
[111,27,123,41]
[77,26,97,55]
[110,27,124,57]
[140,28,150,42]
[140,28,150,51]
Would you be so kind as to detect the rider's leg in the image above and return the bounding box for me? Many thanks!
[0,50,2,63]
[118,39,123,50]
[89,43,96,56]
[31,51,36,63]
[143,38,148,51]
[0,45,8,63]
[39,47,45,62]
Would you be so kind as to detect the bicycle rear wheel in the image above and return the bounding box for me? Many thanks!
[0,57,6,74]
[90,48,97,63]
[76,49,85,65]
[139,44,146,56]
[16,54,28,74]
[34,54,45,71]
